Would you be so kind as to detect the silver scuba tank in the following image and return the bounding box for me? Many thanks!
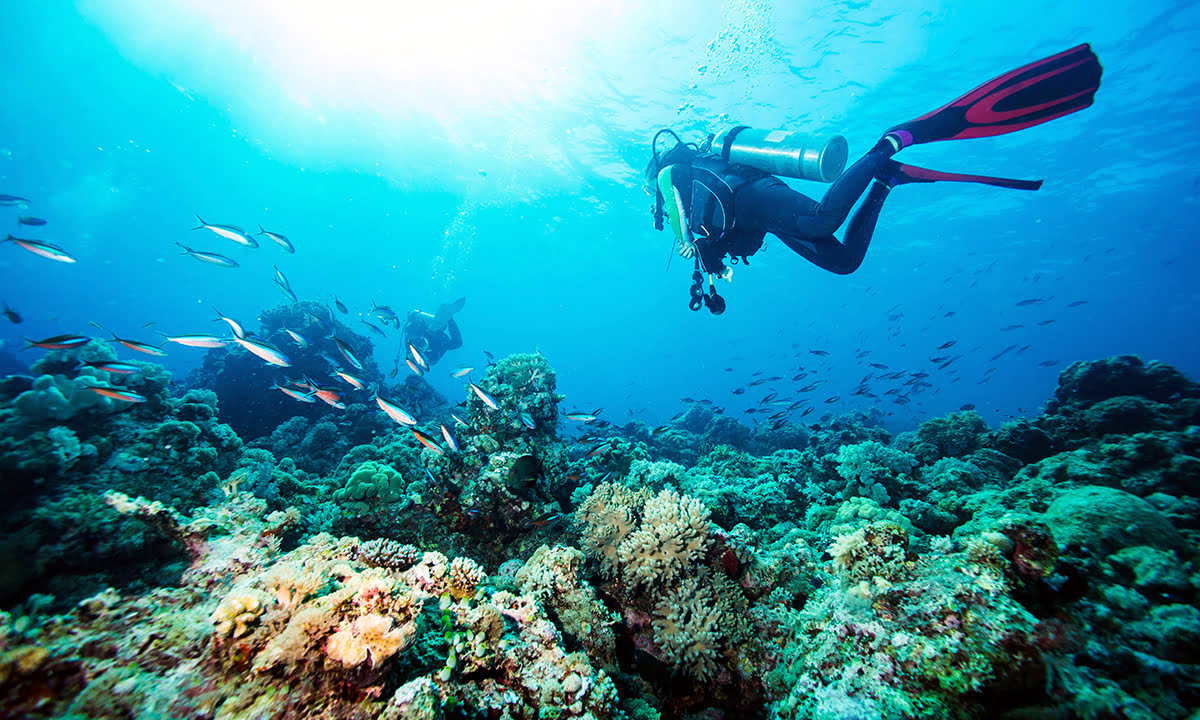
[712,126,848,183]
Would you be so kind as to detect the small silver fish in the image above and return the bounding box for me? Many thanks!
[335,370,366,390]
[194,214,258,248]
[156,331,226,348]
[333,337,362,370]
[177,242,238,268]
[4,234,76,263]
[233,336,291,367]
[360,320,386,338]
[213,308,246,338]
[273,382,315,402]
[408,343,429,372]
[274,278,297,303]
[440,423,459,452]
[258,225,294,253]
[376,396,417,426]
[469,382,498,410]
[282,327,308,347]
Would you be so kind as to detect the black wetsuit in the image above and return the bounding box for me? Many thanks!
[404,318,462,365]
[670,143,894,275]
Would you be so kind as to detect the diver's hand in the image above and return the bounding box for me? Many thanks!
[718,266,733,282]
[677,241,696,259]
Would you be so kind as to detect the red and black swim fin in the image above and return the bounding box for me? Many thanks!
[886,44,1102,148]
[879,161,1043,191]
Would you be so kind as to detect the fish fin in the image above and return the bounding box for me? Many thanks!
[193,213,206,229]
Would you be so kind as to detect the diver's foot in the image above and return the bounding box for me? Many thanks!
[874,131,911,156]
[874,159,919,188]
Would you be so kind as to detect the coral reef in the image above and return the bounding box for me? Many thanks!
[1,352,1198,719]
[0,494,616,719]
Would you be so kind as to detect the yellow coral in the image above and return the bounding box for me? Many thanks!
[262,561,326,612]
[652,578,723,681]
[251,604,340,672]
[828,521,910,585]
[325,613,415,668]
[575,482,649,578]
[616,488,711,590]
[448,556,485,600]
[211,589,272,638]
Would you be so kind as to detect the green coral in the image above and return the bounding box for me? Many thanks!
[834,441,918,505]
[14,372,121,422]
[1043,485,1184,558]
[333,461,409,513]
[897,410,990,463]
[465,352,563,445]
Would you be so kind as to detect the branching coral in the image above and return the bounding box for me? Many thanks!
[447,556,485,600]
[652,578,723,681]
[613,488,712,591]
[575,482,650,579]
[828,521,912,589]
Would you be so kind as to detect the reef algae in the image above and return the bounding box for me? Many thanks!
[0,353,1197,718]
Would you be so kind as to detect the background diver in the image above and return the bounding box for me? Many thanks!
[402,297,465,366]
[646,44,1103,314]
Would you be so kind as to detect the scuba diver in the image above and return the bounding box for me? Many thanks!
[646,44,1103,314]
[403,297,465,365]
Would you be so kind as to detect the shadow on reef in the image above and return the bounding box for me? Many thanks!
[0,353,1197,720]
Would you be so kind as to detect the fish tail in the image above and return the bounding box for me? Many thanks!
[258,224,267,234]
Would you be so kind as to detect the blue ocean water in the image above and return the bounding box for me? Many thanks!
[1,0,1198,429]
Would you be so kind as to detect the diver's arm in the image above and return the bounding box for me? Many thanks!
[656,165,690,250]
[445,319,462,350]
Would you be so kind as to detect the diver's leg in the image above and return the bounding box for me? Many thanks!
[776,180,891,275]
[743,143,896,239]
[799,145,896,236]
